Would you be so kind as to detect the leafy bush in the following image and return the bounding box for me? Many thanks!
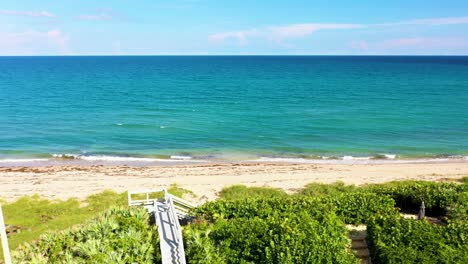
[186,211,358,264]
[366,181,468,219]
[13,207,160,263]
[459,176,468,184]
[193,197,335,222]
[299,182,358,197]
[184,223,226,264]
[195,192,397,226]
[367,215,468,264]
[218,185,288,200]
[327,192,399,225]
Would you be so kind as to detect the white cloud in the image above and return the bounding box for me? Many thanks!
[379,16,468,26]
[210,15,468,47]
[78,12,113,21]
[378,37,468,49]
[0,29,70,55]
[269,23,363,40]
[209,29,259,45]
[0,10,55,18]
[209,23,363,45]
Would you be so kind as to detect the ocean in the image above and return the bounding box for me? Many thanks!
[0,56,467,166]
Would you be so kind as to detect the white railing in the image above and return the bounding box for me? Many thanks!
[166,195,187,264]
[127,189,166,207]
[167,193,196,218]
[128,189,194,264]
[0,204,12,264]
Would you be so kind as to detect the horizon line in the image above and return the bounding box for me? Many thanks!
[1,54,468,57]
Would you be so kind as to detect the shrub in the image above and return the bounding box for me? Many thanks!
[299,182,358,197]
[193,211,358,264]
[367,215,468,264]
[13,207,160,263]
[366,181,468,219]
[184,223,226,264]
[218,185,288,200]
[193,197,334,222]
[327,192,399,225]
[194,192,397,226]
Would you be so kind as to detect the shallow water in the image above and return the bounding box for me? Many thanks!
[1,56,467,165]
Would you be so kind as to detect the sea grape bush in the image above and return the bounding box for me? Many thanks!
[326,192,399,225]
[366,181,468,220]
[193,197,334,221]
[185,210,359,264]
[367,215,468,264]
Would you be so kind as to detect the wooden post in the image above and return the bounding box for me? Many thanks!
[0,204,12,264]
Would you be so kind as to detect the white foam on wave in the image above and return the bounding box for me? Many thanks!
[76,155,205,163]
[342,156,370,161]
[52,153,80,159]
[170,155,193,160]
[78,156,159,162]
[49,153,207,163]
[0,158,49,163]
[251,155,465,164]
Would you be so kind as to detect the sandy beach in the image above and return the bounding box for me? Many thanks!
[1,161,467,203]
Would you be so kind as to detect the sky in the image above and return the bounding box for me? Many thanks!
[1,0,468,55]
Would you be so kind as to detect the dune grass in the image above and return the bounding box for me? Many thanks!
[0,190,127,261]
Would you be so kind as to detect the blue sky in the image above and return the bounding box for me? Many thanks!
[1,0,468,55]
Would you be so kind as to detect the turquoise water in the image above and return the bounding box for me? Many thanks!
[0,56,467,164]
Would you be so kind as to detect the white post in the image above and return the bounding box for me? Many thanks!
[0,204,12,264]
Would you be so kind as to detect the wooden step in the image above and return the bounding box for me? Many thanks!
[351,240,367,249]
[353,248,370,258]
[360,257,372,264]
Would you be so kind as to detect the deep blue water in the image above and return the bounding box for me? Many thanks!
[0,56,467,164]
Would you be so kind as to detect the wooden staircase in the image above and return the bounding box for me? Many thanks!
[128,189,195,264]
[347,225,371,264]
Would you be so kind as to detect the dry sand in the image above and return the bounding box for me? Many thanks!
[1,161,467,203]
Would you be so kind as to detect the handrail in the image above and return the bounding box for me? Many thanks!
[166,195,187,264]
[128,189,193,264]
[127,189,166,206]
[0,205,12,264]
[169,194,196,208]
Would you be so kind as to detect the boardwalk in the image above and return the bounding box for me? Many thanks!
[128,189,194,264]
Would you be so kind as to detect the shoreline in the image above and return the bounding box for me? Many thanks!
[1,161,467,202]
[0,155,467,167]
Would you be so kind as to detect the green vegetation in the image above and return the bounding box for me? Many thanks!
[365,181,468,220]
[218,185,287,200]
[1,190,127,260]
[367,216,468,263]
[168,183,196,199]
[299,181,358,197]
[4,179,468,263]
[13,207,159,263]
[185,211,358,263]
